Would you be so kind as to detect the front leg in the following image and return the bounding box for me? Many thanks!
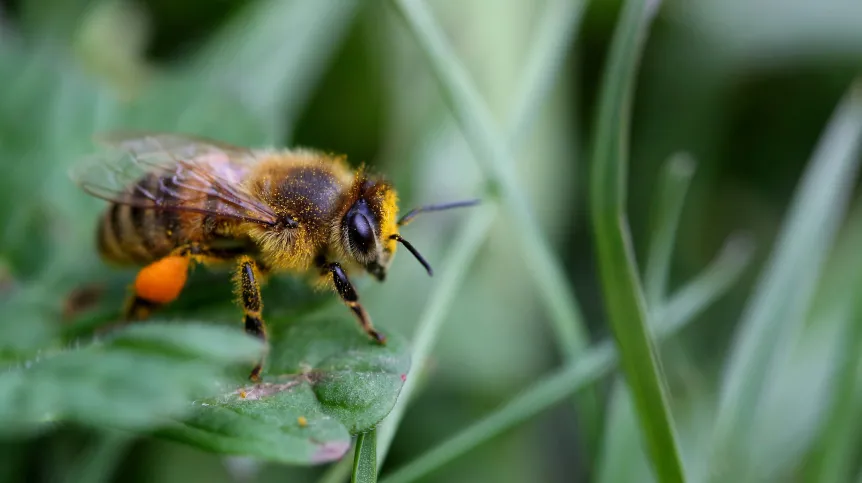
[320,260,386,344]
[236,256,268,381]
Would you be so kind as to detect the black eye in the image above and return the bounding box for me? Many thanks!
[346,201,376,255]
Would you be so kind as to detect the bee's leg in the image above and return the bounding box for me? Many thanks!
[235,256,268,381]
[321,261,386,344]
[123,253,192,321]
[122,243,221,322]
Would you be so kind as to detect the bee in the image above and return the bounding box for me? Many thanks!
[71,132,477,380]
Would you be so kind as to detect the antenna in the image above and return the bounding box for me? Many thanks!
[390,234,433,276]
[397,199,480,226]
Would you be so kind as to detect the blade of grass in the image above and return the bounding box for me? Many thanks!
[588,0,684,481]
[390,0,590,360]
[378,237,751,483]
[659,235,754,331]
[506,0,588,146]
[596,159,749,483]
[595,380,653,483]
[644,153,696,309]
[376,205,496,464]
[319,456,354,483]
[63,432,131,483]
[378,333,617,483]
[593,153,703,483]
[389,1,602,463]
[505,0,602,453]
[377,0,583,464]
[376,0,592,468]
[598,235,754,482]
[709,80,862,481]
[352,430,377,483]
[803,289,862,483]
[799,200,862,483]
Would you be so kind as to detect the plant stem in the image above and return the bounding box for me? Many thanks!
[588,0,684,480]
[352,430,377,483]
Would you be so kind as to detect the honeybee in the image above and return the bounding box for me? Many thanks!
[71,132,477,380]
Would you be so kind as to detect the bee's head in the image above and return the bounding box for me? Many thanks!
[338,172,479,281]
[338,176,400,281]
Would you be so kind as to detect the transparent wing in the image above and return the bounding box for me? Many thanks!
[70,132,279,226]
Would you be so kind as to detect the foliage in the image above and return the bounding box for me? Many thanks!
[0,0,407,473]
[2,0,862,482]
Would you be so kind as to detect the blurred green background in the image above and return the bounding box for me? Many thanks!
[1,0,862,482]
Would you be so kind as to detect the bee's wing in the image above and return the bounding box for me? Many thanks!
[70,132,280,226]
[95,131,257,157]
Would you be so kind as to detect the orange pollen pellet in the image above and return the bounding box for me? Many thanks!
[239,390,248,399]
[297,416,308,427]
[134,255,190,304]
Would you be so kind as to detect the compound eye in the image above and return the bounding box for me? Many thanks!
[347,204,375,255]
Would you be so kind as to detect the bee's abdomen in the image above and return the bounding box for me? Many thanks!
[96,174,185,265]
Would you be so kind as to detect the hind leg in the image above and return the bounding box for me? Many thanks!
[123,253,192,321]
[121,241,217,321]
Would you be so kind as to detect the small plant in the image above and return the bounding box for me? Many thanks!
[2,1,861,483]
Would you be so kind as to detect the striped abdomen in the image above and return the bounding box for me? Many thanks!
[96,173,235,265]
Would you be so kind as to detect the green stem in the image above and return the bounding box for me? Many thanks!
[588,0,684,480]
[351,430,378,483]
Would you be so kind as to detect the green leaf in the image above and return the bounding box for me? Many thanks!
[158,382,351,465]
[0,323,263,432]
[107,323,265,364]
[588,0,685,481]
[709,80,862,480]
[352,430,378,483]
[159,313,410,465]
